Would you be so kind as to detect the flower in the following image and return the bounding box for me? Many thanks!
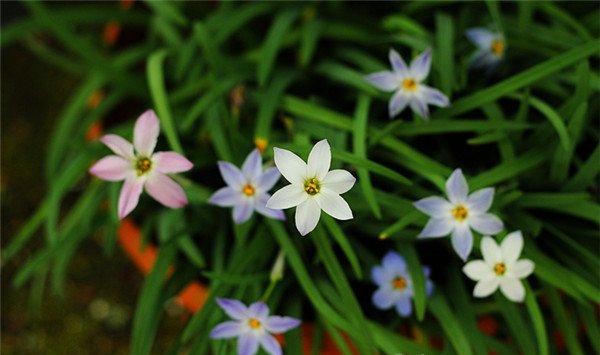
[89,110,193,219]
[466,28,506,70]
[266,139,356,236]
[364,48,449,119]
[210,298,301,355]
[371,251,434,317]
[463,231,534,302]
[413,168,504,261]
[209,149,285,224]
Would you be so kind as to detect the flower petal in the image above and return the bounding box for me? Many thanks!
[395,296,412,317]
[389,48,409,76]
[273,147,307,184]
[470,213,504,235]
[465,27,495,48]
[259,334,282,355]
[413,196,452,217]
[382,251,407,273]
[499,278,525,302]
[100,134,134,159]
[512,259,534,279]
[445,168,469,204]
[248,301,269,319]
[89,155,131,181]
[145,172,188,208]
[364,71,398,91]
[256,167,281,191]
[265,316,301,333]
[218,161,246,189]
[295,198,321,236]
[467,187,494,213]
[209,187,243,207]
[372,288,395,310]
[409,97,430,119]
[473,278,500,298]
[153,151,193,174]
[451,224,473,261]
[266,184,306,210]
[322,169,355,194]
[133,109,160,156]
[389,90,410,118]
[216,298,248,320]
[232,200,253,224]
[118,178,144,219]
[242,149,262,182]
[238,333,259,355]
[254,194,285,220]
[463,260,493,281]
[481,236,502,265]
[410,47,432,81]
[421,85,449,107]
[307,139,331,180]
[501,231,523,265]
[209,321,243,339]
[316,188,352,220]
[371,265,387,286]
[418,218,453,238]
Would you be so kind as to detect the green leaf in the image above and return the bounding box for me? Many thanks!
[402,244,427,320]
[258,10,298,86]
[434,13,455,96]
[429,293,473,355]
[524,282,549,355]
[322,216,363,279]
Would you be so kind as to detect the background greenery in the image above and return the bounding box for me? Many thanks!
[2,1,599,354]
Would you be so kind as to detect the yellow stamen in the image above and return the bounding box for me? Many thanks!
[135,157,152,176]
[491,39,505,57]
[402,78,418,91]
[254,137,268,153]
[304,178,320,195]
[242,184,255,197]
[494,262,506,276]
[248,318,261,329]
[451,205,469,222]
[391,277,407,290]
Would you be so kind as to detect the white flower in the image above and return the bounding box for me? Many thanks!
[413,168,504,261]
[266,139,356,236]
[466,28,506,70]
[364,48,449,119]
[463,231,535,302]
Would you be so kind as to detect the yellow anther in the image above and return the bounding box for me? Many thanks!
[451,205,469,222]
[304,178,320,195]
[391,277,407,290]
[242,184,255,197]
[402,78,418,91]
[494,262,506,276]
[491,39,505,56]
[248,318,261,329]
[135,157,152,176]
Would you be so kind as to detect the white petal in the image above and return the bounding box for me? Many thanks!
[133,109,160,156]
[295,198,321,236]
[322,169,355,194]
[481,236,502,265]
[266,184,307,210]
[316,188,352,220]
[463,260,493,281]
[501,231,524,265]
[470,213,504,235]
[445,168,469,204]
[389,91,410,118]
[409,97,430,119]
[499,278,525,302]
[364,71,399,92]
[473,278,500,298]
[409,47,432,81]
[418,218,453,238]
[465,28,495,48]
[273,147,307,184]
[512,259,535,279]
[467,187,495,213]
[451,224,473,261]
[421,85,449,107]
[413,196,452,217]
[307,139,331,180]
[389,48,409,76]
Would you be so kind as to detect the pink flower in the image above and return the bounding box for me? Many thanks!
[89,110,193,219]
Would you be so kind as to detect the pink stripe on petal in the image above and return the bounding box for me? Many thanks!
[118,178,144,219]
[145,172,188,208]
[100,134,134,159]
[89,155,132,181]
[153,151,193,173]
[134,110,160,156]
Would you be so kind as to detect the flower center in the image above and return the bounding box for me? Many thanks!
[491,39,505,56]
[248,318,261,329]
[304,178,320,195]
[451,205,469,222]
[402,78,418,91]
[493,262,506,276]
[242,184,255,197]
[391,277,407,290]
[135,157,152,176]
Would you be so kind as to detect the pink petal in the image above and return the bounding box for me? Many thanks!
[145,172,188,208]
[134,110,160,156]
[153,151,193,173]
[100,134,134,159]
[118,178,144,219]
[89,155,131,181]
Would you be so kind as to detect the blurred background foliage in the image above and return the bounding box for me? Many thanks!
[1,1,599,354]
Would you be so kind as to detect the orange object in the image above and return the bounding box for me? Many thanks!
[254,137,268,153]
[103,21,122,46]
[87,90,105,109]
[477,315,499,336]
[120,0,134,10]
[86,121,103,141]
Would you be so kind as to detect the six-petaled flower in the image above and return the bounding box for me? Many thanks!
[466,28,506,71]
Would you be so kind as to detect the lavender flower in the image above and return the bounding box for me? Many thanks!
[466,28,505,70]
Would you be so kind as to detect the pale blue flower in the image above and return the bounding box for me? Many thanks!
[466,27,505,70]
[371,251,434,317]
[210,298,301,355]
[413,168,504,261]
[364,48,449,119]
[209,149,285,224]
